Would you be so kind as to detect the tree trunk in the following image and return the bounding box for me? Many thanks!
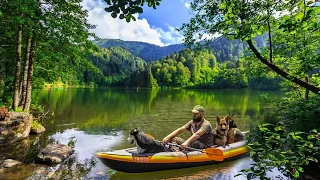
[2,61,9,103]
[19,36,32,108]
[305,76,309,101]
[23,34,37,112]
[12,24,23,111]
[247,40,320,95]
[0,56,4,88]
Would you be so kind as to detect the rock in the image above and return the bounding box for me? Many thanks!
[37,144,74,164]
[0,112,32,145]
[30,122,45,134]
[2,159,21,168]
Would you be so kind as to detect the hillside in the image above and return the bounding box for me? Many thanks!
[88,46,147,86]
[93,39,184,63]
[93,36,267,63]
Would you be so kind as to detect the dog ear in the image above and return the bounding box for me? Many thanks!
[216,116,221,123]
[226,117,230,124]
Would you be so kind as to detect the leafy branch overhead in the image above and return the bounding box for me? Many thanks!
[105,0,320,95]
[104,0,162,22]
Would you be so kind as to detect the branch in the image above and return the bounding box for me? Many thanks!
[247,40,320,95]
[267,21,273,63]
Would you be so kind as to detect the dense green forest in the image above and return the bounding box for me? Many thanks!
[88,46,146,86]
[84,45,280,90]
[148,48,280,89]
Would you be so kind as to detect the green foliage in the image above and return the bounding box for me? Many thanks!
[264,96,320,132]
[241,53,282,90]
[214,67,247,88]
[31,120,41,130]
[0,0,99,106]
[88,46,146,86]
[104,0,162,22]
[238,123,320,179]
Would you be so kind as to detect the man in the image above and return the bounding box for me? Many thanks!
[162,105,214,150]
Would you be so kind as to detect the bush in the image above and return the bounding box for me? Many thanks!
[239,96,320,179]
[238,123,320,179]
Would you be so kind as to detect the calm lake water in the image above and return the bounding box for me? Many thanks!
[0,88,284,180]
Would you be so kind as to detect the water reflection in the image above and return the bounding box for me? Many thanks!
[0,88,283,179]
[49,129,123,161]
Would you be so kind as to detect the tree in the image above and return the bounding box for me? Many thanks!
[104,0,320,95]
[0,0,96,111]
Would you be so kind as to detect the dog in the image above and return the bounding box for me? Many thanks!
[227,116,245,144]
[213,115,231,147]
[127,128,169,154]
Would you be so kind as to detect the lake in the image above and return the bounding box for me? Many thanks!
[0,88,283,180]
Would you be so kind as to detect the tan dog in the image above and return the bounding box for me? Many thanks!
[213,115,231,147]
[227,116,244,144]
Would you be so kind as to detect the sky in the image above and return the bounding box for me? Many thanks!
[80,0,193,46]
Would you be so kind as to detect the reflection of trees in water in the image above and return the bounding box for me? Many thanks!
[0,138,30,161]
[152,89,262,117]
[36,89,280,135]
[36,88,160,134]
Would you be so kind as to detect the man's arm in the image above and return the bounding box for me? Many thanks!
[180,129,206,149]
[162,126,187,144]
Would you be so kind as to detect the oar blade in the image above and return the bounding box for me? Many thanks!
[203,148,224,161]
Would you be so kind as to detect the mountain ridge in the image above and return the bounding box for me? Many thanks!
[93,35,267,63]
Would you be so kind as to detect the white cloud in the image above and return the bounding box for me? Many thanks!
[81,0,183,46]
[184,2,191,9]
[156,26,184,45]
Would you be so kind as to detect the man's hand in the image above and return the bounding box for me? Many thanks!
[180,142,189,150]
[162,137,170,145]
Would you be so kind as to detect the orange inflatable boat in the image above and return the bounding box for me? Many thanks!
[96,140,248,173]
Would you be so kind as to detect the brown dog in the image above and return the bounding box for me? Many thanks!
[227,116,244,144]
[213,115,231,147]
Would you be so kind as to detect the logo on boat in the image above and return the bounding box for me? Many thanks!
[132,156,149,162]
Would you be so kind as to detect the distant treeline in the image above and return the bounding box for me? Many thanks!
[87,46,280,90]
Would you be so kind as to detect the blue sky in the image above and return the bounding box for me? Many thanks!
[139,0,193,31]
[81,0,193,46]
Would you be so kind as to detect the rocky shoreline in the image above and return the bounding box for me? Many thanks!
[0,112,74,171]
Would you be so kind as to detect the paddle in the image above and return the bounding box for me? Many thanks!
[154,140,223,156]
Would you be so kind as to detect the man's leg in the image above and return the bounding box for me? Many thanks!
[189,140,207,149]
[169,137,185,152]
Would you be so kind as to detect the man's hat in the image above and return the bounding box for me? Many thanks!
[191,105,204,113]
